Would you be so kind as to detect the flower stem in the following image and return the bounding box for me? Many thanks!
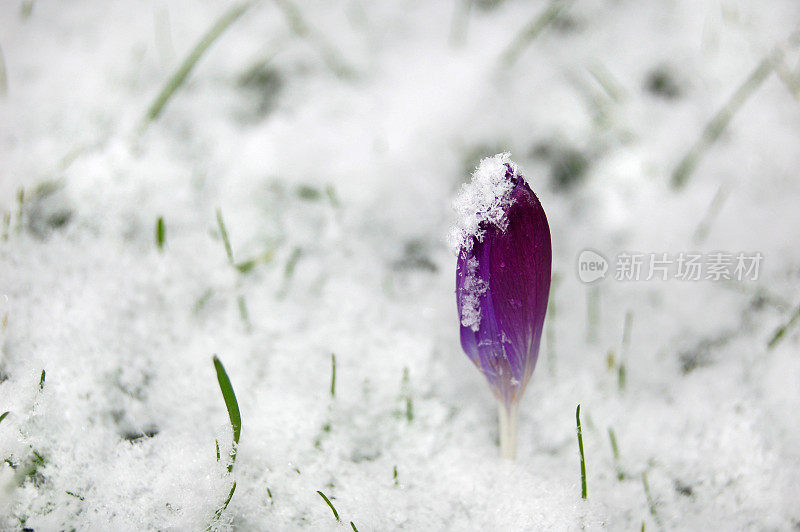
[498,401,519,459]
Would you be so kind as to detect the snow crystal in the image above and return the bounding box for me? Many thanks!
[460,256,488,331]
[448,153,517,254]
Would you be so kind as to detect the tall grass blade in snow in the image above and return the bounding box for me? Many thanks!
[213,356,241,459]
[209,355,241,526]
[140,2,251,130]
[0,411,9,425]
[317,490,340,522]
[451,153,552,459]
[576,405,587,499]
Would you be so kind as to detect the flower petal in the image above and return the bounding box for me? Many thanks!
[456,172,551,407]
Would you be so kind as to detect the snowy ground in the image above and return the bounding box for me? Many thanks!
[2,0,800,530]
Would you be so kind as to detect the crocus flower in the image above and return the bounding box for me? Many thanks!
[450,153,551,459]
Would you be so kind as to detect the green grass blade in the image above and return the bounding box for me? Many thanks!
[317,490,340,522]
[215,208,235,264]
[141,2,251,129]
[576,404,587,499]
[39,369,46,391]
[0,411,9,425]
[156,216,165,251]
[2,212,10,242]
[208,356,242,529]
[213,356,241,456]
[237,295,251,332]
[767,304,800,349]
[608,427,624,481]
[330,353,336,397]
[16,188,24,234]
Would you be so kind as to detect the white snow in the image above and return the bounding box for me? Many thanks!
[448,152,517,254]
[2,0,800,530]
[460,256,488,332]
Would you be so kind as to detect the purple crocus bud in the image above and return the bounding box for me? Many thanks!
[449,153,552,459]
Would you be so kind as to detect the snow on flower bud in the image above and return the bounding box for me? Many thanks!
[449,153,552,459]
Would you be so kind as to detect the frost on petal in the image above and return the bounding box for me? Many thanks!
[459,257,488,331]
[448,153,518,254]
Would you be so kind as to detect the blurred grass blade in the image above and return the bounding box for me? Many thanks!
[39,369,46,391]
[608,427,624,481]
[642,472,662,527]
[235,249,275,274]
[767,303,800,349]
[237,295,251,332]
[2,212,10,241]
[499,0,570,67]
[141,2,251,130]
[330,353,336,397]
[216,208,235,264]
[156,216,166,251]
[0,411,9,425]
[692,185,728,244]
[273,0,356,79]
[671,54,775,189]
[449,0,472,48]
[277,247,303,298]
